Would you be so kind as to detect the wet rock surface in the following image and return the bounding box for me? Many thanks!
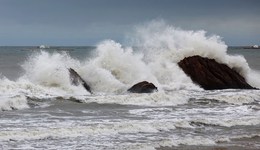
[68,68,92,93]
[128,81,158,93]
[178,55,256,90]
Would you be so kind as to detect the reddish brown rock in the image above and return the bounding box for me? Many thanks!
[178,55,256,90]
[128,81,158,93]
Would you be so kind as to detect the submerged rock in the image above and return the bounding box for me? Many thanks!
[68,68,92,94]
[128,81,158,93]
[178,55,256,90]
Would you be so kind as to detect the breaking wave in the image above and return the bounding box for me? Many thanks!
[1,20,260,110]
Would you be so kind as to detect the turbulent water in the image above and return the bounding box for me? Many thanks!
[1,22,260,150]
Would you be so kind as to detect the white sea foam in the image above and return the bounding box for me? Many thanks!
[0,70,89,111]
[0,120,175,141]
[180,105,260,127]
[229,134,260,140]
[0,20,260,111]
[131,20,250,76]
[21,51,80,90]
[247,69,260,88]
[192,117,260,127]
[131,20,260,89]
[0,95,28,111]
[80,40,159,93]
[81,91,189,106]
[199,90,260,104]
[0,119,216,149]
[129,105,260,128]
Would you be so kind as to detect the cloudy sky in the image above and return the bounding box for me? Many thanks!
[0,0,259,46]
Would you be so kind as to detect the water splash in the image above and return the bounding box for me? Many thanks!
[1,20,260,110]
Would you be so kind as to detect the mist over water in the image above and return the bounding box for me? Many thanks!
[0,21,260,149]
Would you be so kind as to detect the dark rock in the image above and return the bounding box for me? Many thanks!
[68,68,92,93]
[128,81,158,93]
[178,55,256,90]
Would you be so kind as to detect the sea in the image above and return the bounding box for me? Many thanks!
[0,23,260,150]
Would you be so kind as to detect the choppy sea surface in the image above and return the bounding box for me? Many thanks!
[1,24,260,150]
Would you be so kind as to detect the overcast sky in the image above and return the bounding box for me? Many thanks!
[0,0,259,46]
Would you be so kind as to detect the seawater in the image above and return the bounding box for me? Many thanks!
[0,22,260,150]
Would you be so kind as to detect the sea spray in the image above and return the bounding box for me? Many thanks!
[18,21,260,92]
[129,20,255,84]
[129,20,228,63]
[1,22,260,150]
[81,40,159,93]
[21,51,78,88]
[0,21,260,111]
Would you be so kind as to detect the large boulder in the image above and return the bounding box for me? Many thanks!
[128,81,158,93]
[178,55,256,90]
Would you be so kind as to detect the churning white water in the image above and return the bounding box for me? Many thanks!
[0,21,260,149]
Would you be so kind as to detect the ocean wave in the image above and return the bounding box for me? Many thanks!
[1,21,260,111]
[0,119,216,149]
[129,105,260,128]
[0,95,28,111]
[197,89,260,105]
[229,134,260,141]
[0,77,259,111]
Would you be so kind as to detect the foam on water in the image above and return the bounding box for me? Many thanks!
[196,89,260,105]
[0,120,182,141]
[1,21,260,150]
[129,104,260,128]
[7,114,255,149]
[0,95,28,111]
[82,91,189,106]
[0,117,219,149]
[1,20,260,111]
